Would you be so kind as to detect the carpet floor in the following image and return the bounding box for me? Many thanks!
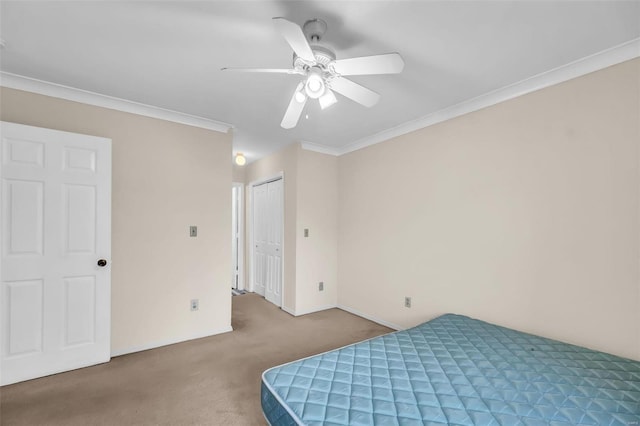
[1,294,391,425]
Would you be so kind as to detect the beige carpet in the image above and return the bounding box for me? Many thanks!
[1,294,391,425]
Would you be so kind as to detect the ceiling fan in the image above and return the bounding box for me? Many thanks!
[221,18,405,129]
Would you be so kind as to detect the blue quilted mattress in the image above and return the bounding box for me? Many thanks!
[261,314,640,425]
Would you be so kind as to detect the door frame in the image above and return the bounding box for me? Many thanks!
[247,172,284,307]
[231,182,244,290]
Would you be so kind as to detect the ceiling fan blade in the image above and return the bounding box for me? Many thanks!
[281,82,307,129]
[332,53,405,76]
[329,77,380,107]
[273,17,316,63]
[221,67,300,74]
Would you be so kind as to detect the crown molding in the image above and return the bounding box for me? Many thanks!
[333,37,640,156]
[300,140,341,156]
[0,72,233,133]
[3,37,638,152]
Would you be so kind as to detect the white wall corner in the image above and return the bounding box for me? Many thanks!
[337,304,404,331]
[110,325,233,357]
[0,72,234,133]
[335,37,640,156]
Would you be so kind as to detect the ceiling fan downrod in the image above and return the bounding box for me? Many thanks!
[303,19,327,44]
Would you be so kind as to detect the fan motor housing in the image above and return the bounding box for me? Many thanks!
[294,45,336,70]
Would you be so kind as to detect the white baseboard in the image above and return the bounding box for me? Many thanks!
[281,305,296,316]
[295,304,338,316]
[337,304,404,331]
[282,302,404,330]
[281,304,337,317]
[110,325,233,357]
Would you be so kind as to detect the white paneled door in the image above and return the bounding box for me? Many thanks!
[253,183,267,297]
[0,122,111,385]
[252,178,282,307]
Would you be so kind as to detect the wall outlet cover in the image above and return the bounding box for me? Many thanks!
[404,297,412,308]
[191,299,199,311]
[190,226,197,237]
[319,281,324,291]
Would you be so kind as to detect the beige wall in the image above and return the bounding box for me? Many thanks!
[295,149,338,314]
[337,59,640,361]
[1,88,233,354]
[15,56,632,360]
[232,163,245,183]
[244,144,338,315]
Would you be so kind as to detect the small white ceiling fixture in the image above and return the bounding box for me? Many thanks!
[234,152,247,166]
[222,18,405,129]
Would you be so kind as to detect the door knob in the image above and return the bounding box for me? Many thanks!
[97,259,108,267]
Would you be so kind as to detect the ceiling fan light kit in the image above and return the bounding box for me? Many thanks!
[222,17,405,129]
[294,89,307,103]
[305,67,325,98]
[319,90,338,110]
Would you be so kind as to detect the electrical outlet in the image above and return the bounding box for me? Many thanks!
[319,281,324,291]
[190,226,197,237]
[304,228,309,237]
[191,299,199,311]
[404,297,412,308]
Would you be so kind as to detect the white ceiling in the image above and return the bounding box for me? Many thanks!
[1,1,639,162]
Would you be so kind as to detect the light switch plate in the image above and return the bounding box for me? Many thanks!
[190,226,197,237]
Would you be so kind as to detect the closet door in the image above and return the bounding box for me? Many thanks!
[263,179,282,306]
[252,178,282,307]
[253,183,267,296]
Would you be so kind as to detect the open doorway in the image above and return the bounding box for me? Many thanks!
[231,182,244,294]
